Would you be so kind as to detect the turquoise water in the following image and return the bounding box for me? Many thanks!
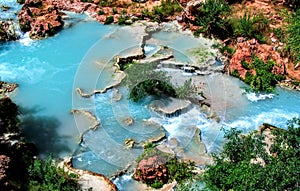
[1,5,300,188]
[1,15,117,157]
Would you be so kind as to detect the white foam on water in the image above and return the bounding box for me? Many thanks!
[19,32,34,47]
[245,92,275,102]
[0,58,46,84]
[143,44,156,54]
[223,108,299,132]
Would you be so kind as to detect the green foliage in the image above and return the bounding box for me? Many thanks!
[194,0,232,39]
[231,12,269,43]
[28,157,79,191]
[98,9,104,15]
[204,118,300,190]
[219,45,236,57]
[241,59,252,70]
[118,15,131,25]
[104,16,114,24]
[286,10,300,66]
[150,179,164,189]
[174,78,195,99]
[272,27,286,43]
[143,142,154,149]
[135,147,172,163]
[0,97,19,135]
[167,158,195,183]
[237,56,285,93]
[112,7,118,14]
[124,63,175,102]
[230,69,240,78]
[142,0,182,22]
[124,62,196,102]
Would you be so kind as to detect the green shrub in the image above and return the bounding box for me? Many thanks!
[219,45,236,57]
[241,59,251,70]
[286,10,300,66]
[117,16,129,25]
[142,0,182,22]
[194,0,232,39]
[104,16,114,24]
[204,118,300,190]
[28,157,79,191]
[244,71,254,85]
[167,158,194,183]
[150,179,164,189]
[231,12,269,43]
[98,9,104,15]
[272,27,286,43]
[230,69,240,78]
[233,56,285,92]
[112,7,118,14]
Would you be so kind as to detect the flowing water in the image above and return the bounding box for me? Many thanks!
[1,2,300,189]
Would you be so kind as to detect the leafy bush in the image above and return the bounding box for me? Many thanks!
[204,118,300,190]
[230,69,240,78]
[104,16,114,24]
[219,45,236,57]
[286,10,300,66]
[241,59,251,70]
[233,56,285,92]
[194,0,232,39]
[150,179,164,189]
[28,157,79,191]
[167,158,195,183]
[142,0,182,22]
[112,7,118,14]
[231,12,269,43]
[174,78,195,99]
[98,9,104,15]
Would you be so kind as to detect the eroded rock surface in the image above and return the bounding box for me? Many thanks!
[134,155,169,184]
[0,21,17,41]
[18,0,64,39]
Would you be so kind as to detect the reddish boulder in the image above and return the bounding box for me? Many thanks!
[18,0,64,39]
[134,155,169,184]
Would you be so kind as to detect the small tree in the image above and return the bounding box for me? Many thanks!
[204,119,300,190]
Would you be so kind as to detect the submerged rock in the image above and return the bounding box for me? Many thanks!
[123,117,134,126]
[18,0,64,39]
[124,138,135,148]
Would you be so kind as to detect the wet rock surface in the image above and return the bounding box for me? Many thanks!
[0,21,18,41]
